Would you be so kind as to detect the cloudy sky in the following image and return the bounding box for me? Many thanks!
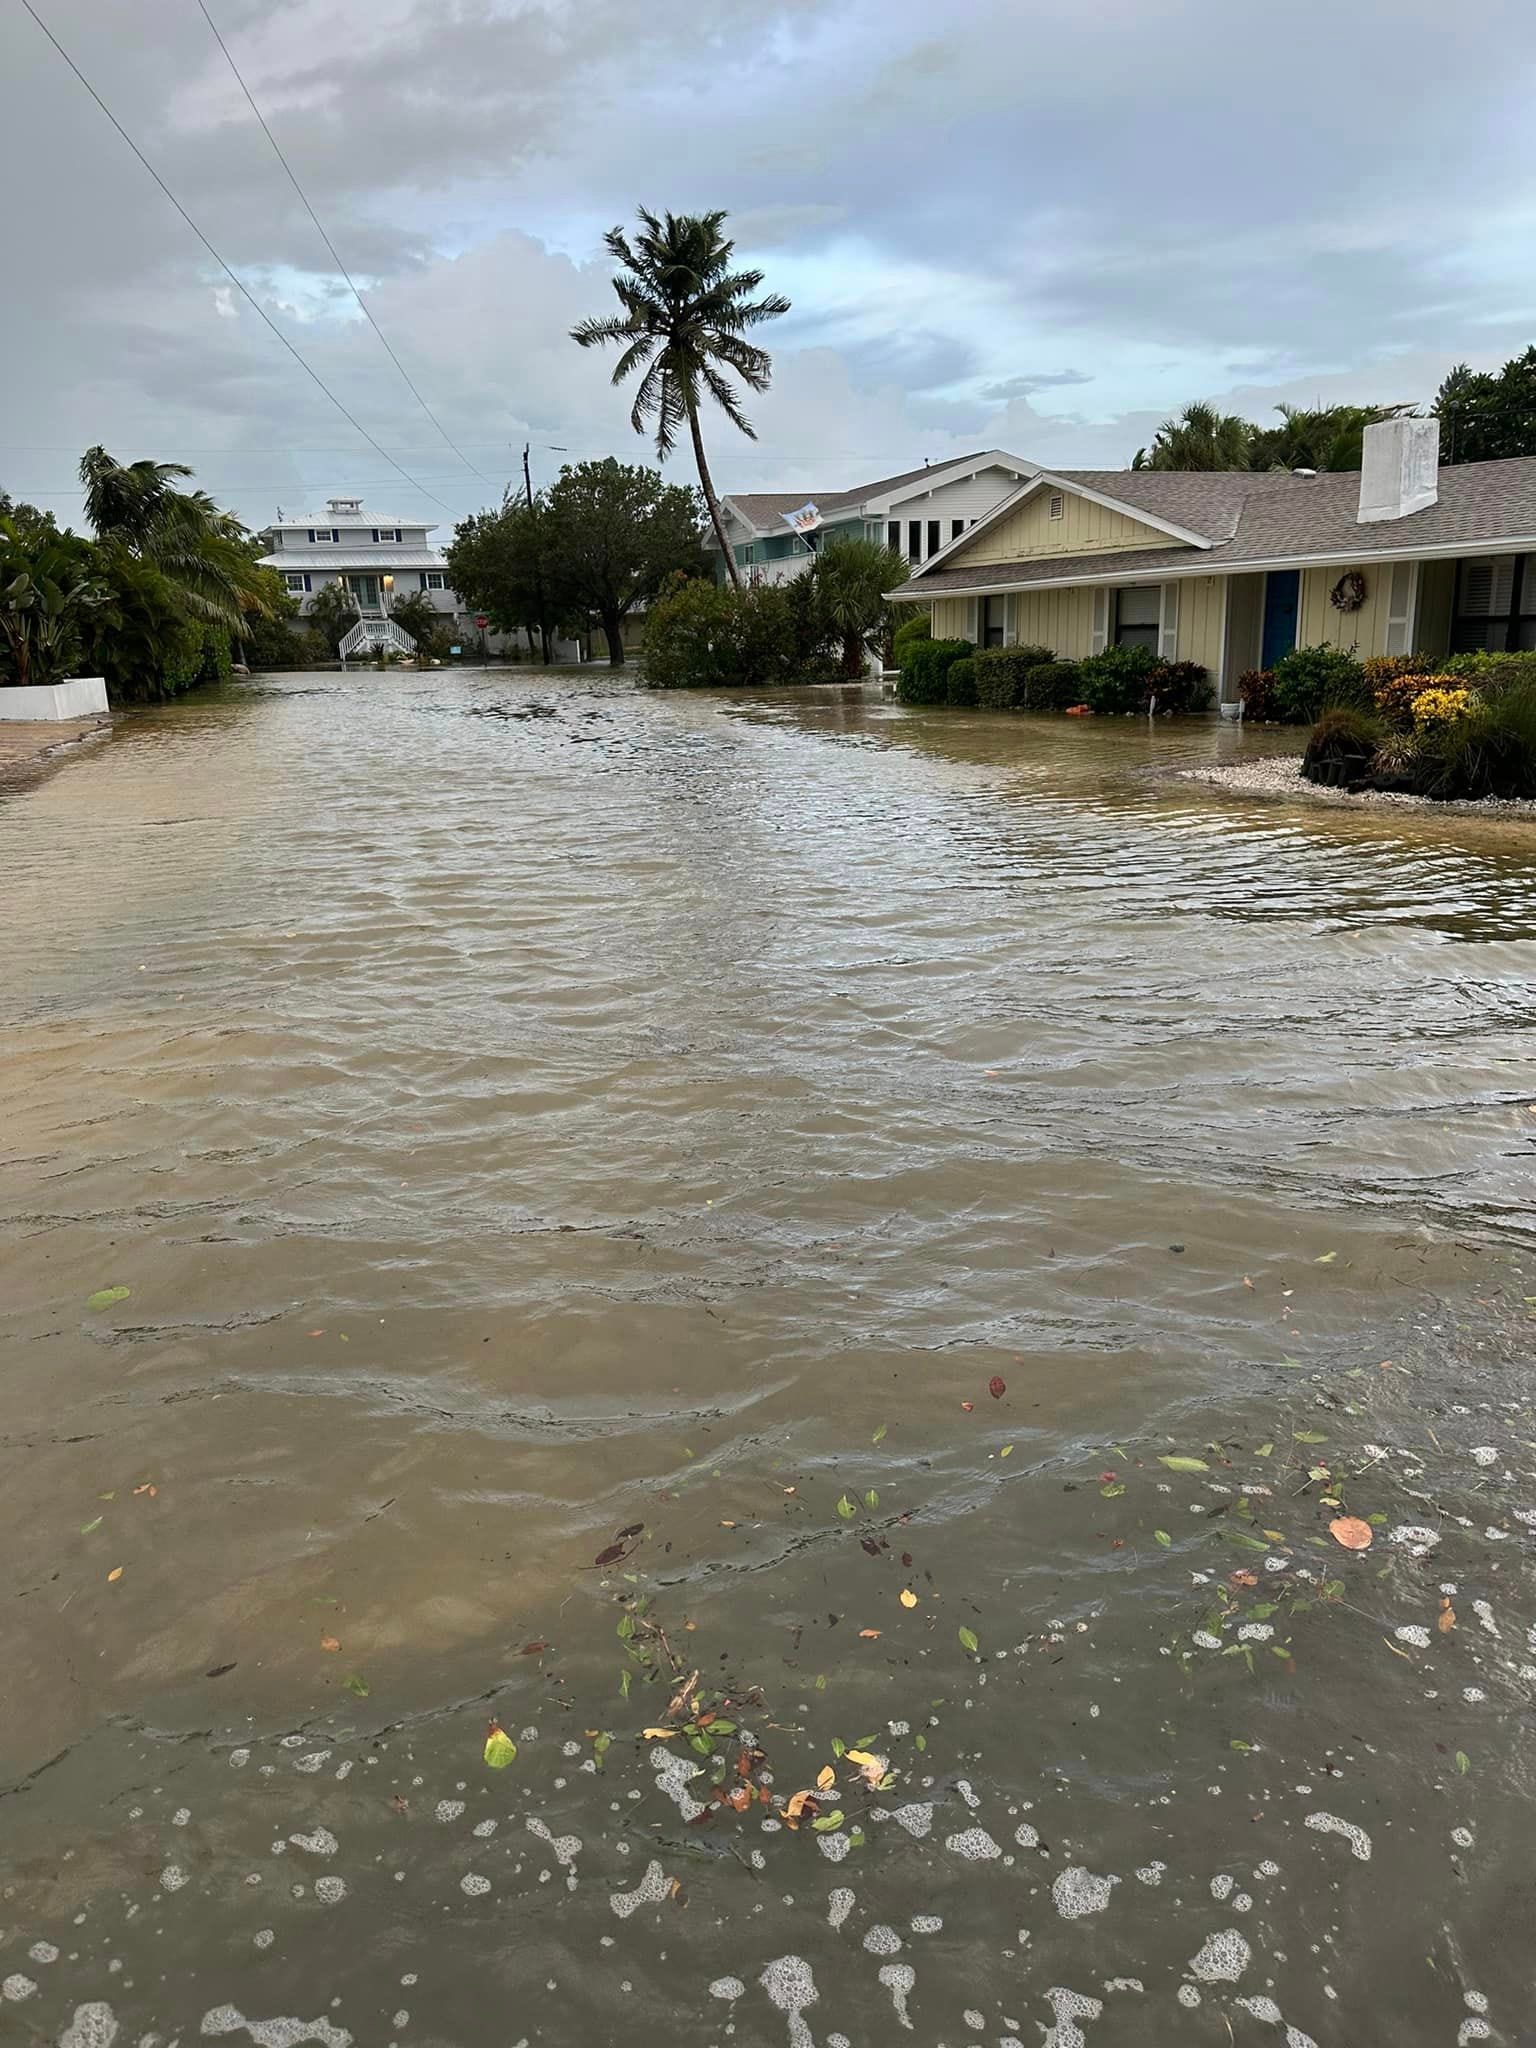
[3,0,1535,535]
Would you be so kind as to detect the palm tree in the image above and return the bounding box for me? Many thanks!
[1131,402,1253,472]
[79,447,270,628]
[813,536,909,678]
[571,209,789,591]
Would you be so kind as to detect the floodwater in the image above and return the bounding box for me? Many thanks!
[4,670,1536,2047]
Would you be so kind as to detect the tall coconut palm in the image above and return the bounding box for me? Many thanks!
[79,446,269,627]
[570,209,789,591]
[1131,402,1253,472]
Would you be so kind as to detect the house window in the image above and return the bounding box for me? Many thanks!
[927,519,941,558]
[888,521,901,552]
[1049,493,1064,520]
[907,520,922,561]
[284,572,307,593]
[369,527,403,544]
[952,519,965,540]
[980,596,1007,648]
[308,528,339,544]
[1452,554,1536,651]
[426,572,445,590]
[1113,585,1161,652]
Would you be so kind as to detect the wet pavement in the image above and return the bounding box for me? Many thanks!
[4,670,1536,2046]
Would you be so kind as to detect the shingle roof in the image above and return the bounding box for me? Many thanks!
[901,457,1536,595]
[725,451,1013,531]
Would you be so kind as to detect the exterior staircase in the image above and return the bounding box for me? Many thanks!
[338,618,416,663]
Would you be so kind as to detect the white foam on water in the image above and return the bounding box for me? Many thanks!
[288,1830,338,1858]
[944,1828,1002,1860]
[1103,1979,1143,1994]
[1305,1812,1372,1861]
[1238,1997,1283,2023]
[761,1955,819,2048]
[527,1817,582,1868]
[1187,1930,1251,1983]
[1210,1874,1233,1901]
[610,1858,669,1919]
[312,1877,347,1905]
[1014,1822,1039,1848]
[1458,2022,1491,2044]
[1452,1827,1475,1848]
[1134,1862,1166,1886]
[292,1752,332,1776]
[460,1875,491,1898]
[160,1866,189,1893]
[876,1963,915,2032]
[862,1925,901,1955]
[199,2008,352,2047]
[229,1750,250,1769]
[817,1831,853,1862]
[1394,1626,1431,1647]
[955,1778,981,1809]
[1470,1447,1499,1466]
[3,1975,37,2001]
[434,1801,465,1824]
[708,1979,745,2001]
[889,1803,932,1838]
[1237,1624,1274,1642]
[1472,1601,1500,1638]
[1052,1868,1116,1920]
[910,1915,942,1934]
[826,1888,854,1930]
[29,1943,59,1965]
[1177,1986,1201,2008]
[649,1745,707,1823]
[472,1820,497,1838]
[59,2004,119,2048]
[1389,1525,1439,1554]
[1040,1987,1102,2048]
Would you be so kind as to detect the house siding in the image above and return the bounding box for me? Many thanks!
[954,488,1187,565]
[1298,562,1397,656]
[1177,576,1227,679]
[1010,586,1100,657]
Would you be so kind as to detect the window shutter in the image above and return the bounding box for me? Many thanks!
[1003,594,1016,647]
[1158,583,1179,662]
[303,574,312,593]
[1383,560,1416,654]
[968,598,980,643]
[1090,589,1109,654]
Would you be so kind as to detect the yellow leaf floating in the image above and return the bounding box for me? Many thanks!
[899,1588,918,1608]
[483,1723,518,1770]
[642,1727,679,1739]
[844,1749,881,1768]
[816,1765,836,1791]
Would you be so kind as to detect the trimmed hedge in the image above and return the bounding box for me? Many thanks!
[972,644,1055,709]
[1268,643,1372,723]
[896,636,972,704]
[893,611,933,657]
[946,655,978,706]
[1024,660,1084,710]
[1075,643,1158,715]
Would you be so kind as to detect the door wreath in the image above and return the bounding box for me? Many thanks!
[1329,570,1367,613]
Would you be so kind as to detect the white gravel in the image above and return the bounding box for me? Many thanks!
[1175,756,1536,819]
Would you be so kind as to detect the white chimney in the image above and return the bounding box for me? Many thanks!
[1357,417,1439,523]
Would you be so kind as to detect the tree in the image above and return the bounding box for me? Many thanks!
[0,517,106,688]
[1434,347,1536,464]
[812,536,909,678]
[386,588,446,661]
[541,458,706,664]
[79,446,271,630]
[1131,402,1253,471]
[570,208,790,591]
[307,577,360,655]
[79,550,202,702]
[445,497,563,658]
[1248,402,1414,473]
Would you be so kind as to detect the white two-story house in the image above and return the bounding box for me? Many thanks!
[256,498,465,632]
[709,450,1042,589]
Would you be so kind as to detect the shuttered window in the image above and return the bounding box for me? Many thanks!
[1113,585,1161,652]
[1453,555,1535,651]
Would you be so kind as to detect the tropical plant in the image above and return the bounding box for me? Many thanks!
[1132,402,1253,472]
[1146,659,1212,715]
[571,208,790,591]
[306,578,361,655]
[79,447,270,630]
[1409,684,1475,733]
[381,590,444,661]
[1434,347,1536,465]
[542,458,708,664]
[813,536,910,678]
[1301,706,1385,788]
[1413,685,1536,798]
[1249,403,1416,473]
[0,517,106,687]
[1442,649,1536,693]
[77,549,201,702]
[1237,668,1278,719]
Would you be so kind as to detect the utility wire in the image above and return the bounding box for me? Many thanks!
[17,0,454,513]
[192,0,494,489]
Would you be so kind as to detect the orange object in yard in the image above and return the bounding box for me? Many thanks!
[1065,704,1093,716]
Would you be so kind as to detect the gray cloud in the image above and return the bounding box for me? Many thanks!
[978,372,1094,402]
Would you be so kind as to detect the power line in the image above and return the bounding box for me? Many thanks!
[17,0,454,514]
[192,0,494,490]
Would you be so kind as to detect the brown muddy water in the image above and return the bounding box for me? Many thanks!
[4,669,1536,2047]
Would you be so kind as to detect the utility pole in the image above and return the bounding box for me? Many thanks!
[523,442,552,665]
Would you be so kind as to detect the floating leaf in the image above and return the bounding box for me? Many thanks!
[1328,1516,1373,1551]
[1455,1751,1470,1775]
[899,1588,918,1608]
[1314,1251,1337,1264]
[1154,1529,1172,1547]
[319,1634,341,1653]
[1255,1442,1274,1458]
[858,1628,881,1639]
[1100,1482,1125,1498]
[620,1669,632,1699]
[80,1516,102,1535]
[988,1376,1006,1400]
[1159,1455,1209,1473]
[642,1726,678,1739]
[811,1810,845,1832]
[958,1626,980,1654]
[342,1673,370,1698]
[836,1495,857,1521]
[864,1489,879,1511]
[106,1565,124,1583]
[872,1424,888,1444]
[1438,1600,1457,1634]
[1293,1430,1328,1444]
[816,1765,836,1791]
[86,1287,131,1312]
[1000,1443,1013,1458]
[483,1723,517,1769]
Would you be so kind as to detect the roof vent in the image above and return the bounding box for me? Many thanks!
[326,496,363,515]
[1358,417,1439,524]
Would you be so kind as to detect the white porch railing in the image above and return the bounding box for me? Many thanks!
[339,618,416,662]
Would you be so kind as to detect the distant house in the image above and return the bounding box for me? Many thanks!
[890,420,1536,703]
[256,498,471,637]
[709,451,1041,586]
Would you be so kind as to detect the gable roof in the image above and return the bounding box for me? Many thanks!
[720,450,1037,536]
[895,456,1536,596]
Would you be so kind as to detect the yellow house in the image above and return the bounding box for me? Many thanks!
[890,420,1536,707]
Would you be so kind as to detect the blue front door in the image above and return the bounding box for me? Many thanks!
[1261,570,1300,668]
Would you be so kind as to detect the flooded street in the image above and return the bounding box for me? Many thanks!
[5,669,1536,2046]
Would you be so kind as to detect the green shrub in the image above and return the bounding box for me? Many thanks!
[1269,643,1370,723]
[1148,658,1212,715]
[946,655,978,706]
[1301,705,1384,788]
[1075,642,1159,715]
[1024,660,1083,710]
[1409,683,1536,799]
[972,644,1054,709]
[1441,649,1536,694]
[640,577,800,688]
[896,636,972,705]
[893,611,933,656]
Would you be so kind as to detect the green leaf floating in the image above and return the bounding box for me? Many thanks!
[835,1495,857,1520]
[1159,1455,1208,1472]
[958,1626,980,1653]
[483,1724,518,1769]
[87,1287,131,1312]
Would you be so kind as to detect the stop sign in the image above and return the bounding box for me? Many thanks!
[475,615,488,630]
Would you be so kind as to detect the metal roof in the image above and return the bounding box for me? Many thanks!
[260,547,449,572]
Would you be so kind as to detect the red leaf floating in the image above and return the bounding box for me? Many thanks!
[988,1376,1007,1399]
